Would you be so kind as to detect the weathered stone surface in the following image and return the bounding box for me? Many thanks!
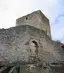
[0,10,64,73]
[0,25,64,67]
[16,10,51,38]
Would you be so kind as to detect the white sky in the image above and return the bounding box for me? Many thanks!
[0,0,64,43]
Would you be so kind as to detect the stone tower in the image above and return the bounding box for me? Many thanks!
[0,10,64,73]
[16,10,51,38]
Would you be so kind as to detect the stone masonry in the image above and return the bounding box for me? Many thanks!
[16,10,51,38]
[0,10,64,73]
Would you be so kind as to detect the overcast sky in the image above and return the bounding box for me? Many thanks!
[0,0,64,43]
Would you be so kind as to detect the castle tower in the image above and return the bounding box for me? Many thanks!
[16,10,51,38]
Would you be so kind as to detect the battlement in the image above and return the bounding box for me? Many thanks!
[16,10,51,38]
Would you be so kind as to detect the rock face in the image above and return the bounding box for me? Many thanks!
[16,10,51,38]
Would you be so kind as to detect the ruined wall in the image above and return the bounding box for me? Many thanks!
[0,25,64,73]
[16,10,51,38]
[0,25,63,66]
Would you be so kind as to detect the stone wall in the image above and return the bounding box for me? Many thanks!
[0,25,63,66]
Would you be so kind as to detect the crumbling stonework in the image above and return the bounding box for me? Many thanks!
[0,25,64,65]
[16,10,51,38]
[0,10,64,73]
